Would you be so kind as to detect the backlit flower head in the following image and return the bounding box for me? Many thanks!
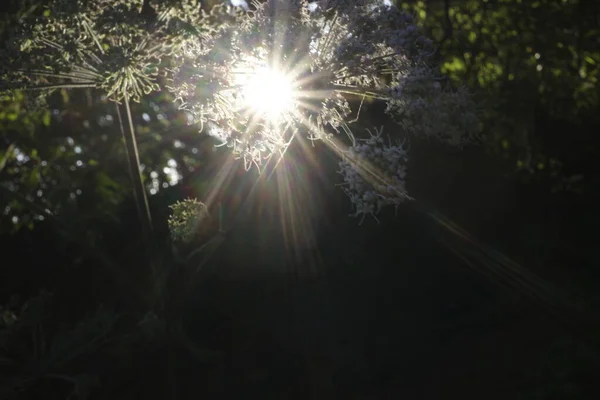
[338,126,409,223]
[170,0,478,174]
[0,0,230,103]
[168,198,210,243]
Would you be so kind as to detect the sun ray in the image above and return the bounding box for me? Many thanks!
[234,64,296,121]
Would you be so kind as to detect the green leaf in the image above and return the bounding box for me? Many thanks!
[42,111,51,127]
[0,144,15,174]
[28,169,41,187]
[20,39,32,52]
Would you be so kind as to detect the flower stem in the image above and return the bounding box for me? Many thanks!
[5,83,95,91]
[330,84,388,100]
[115,96,156,277]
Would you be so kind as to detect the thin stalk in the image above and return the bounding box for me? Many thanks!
[38,38,64,51]
[82,19,105,55]
[72,64,101,76]
[317,12,339,59]
[331,85,388,100]
[115,96,156,280]
[7,83,95,91]
[367,51,401,64]
[76,51,102,71]
[335,68,402,81]
[19,70,97,82]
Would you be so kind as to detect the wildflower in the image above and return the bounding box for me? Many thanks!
[0,0,229,103]
[169,0,478,173]
[338,126,409,223]
[168,198,210,243]
[1,0,481,222]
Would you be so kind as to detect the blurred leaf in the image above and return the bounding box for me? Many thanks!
[42,111,51,127]
[28,169,40,187]
[0,143,15,173]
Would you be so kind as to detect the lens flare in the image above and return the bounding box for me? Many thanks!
[235,64,296,122]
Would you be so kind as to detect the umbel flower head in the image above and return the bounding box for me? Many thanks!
[338,126,409,223]
[167,0,479,217]
[0,0,232,103]
[168,0,479,157]
[168,198,210,243]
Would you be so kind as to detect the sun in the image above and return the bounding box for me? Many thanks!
[234,64,296,123]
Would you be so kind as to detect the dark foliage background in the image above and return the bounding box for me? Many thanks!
[1,0,599,399]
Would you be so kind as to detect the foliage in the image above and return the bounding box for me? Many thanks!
[399,0,600,191]
[0,86,205,235]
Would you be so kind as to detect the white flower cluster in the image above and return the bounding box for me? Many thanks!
[2,0,481,222]
[1,0,238,103]
[306,1,479,146]
[338,126,409,223]
[167,3,299,169]
[169,0,478,169]
[163,0,480,217]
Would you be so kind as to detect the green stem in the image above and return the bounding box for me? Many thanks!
[82,19,105,55]
[5,83,95,91]
[19,70,97,82]
[115,97,156,279]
